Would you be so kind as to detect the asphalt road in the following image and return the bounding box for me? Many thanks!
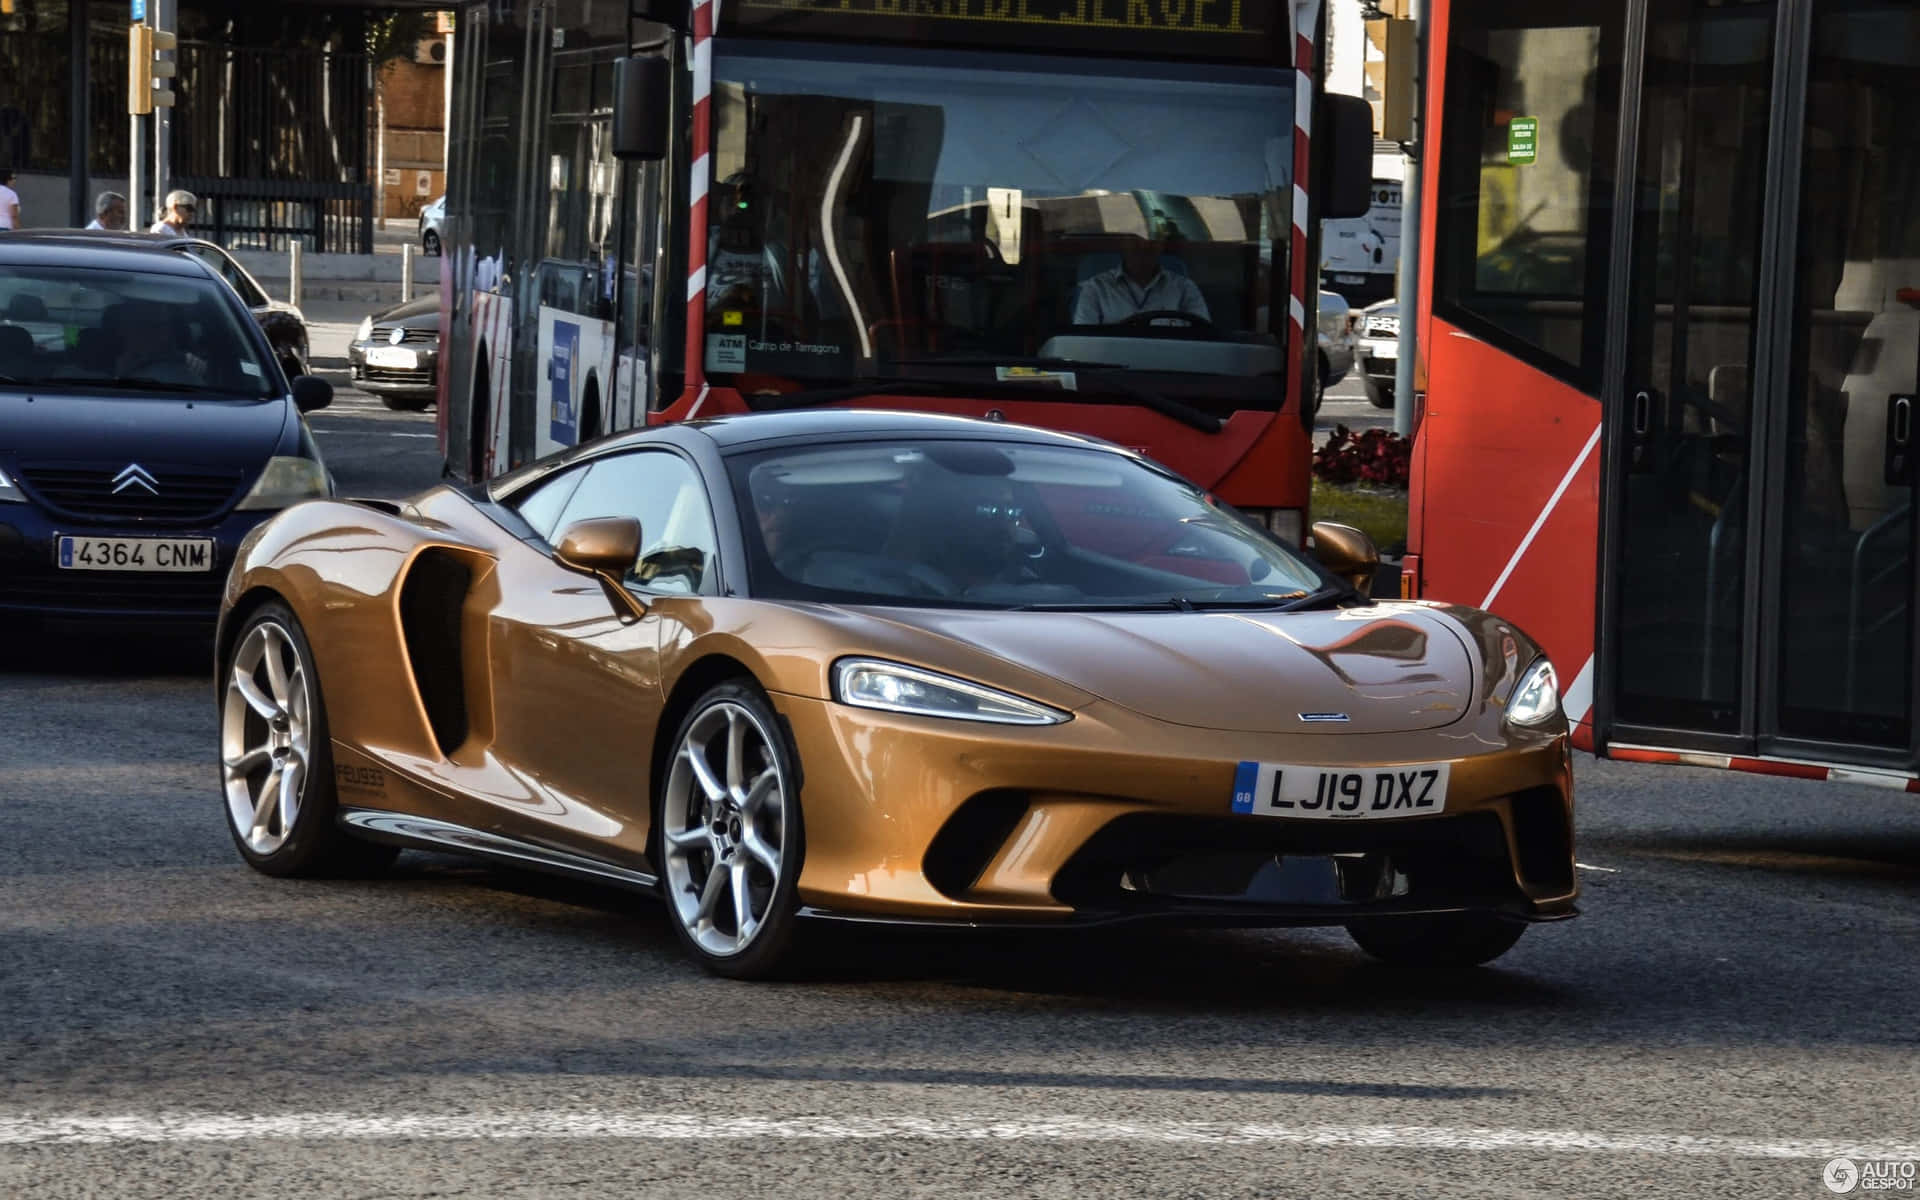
[1,383,1915,1198]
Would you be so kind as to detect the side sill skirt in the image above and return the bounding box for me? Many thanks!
[339,808,659,893]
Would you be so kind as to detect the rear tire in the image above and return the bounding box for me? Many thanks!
[380,392,434,413]
[422,230,441,256]
[219,602,398,878]
[1346,913,1527,967]
[655,680,806,980]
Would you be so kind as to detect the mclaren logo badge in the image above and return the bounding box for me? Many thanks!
[111,463,159,496]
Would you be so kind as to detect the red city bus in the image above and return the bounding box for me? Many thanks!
[1404,0,1918,789]
[436,0,1374,547]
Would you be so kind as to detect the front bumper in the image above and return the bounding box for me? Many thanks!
[347,341,440,397]
[1359,336,1398,382]
[774,694,1577,928]
[0,503,273,627]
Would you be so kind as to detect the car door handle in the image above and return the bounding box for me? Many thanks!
[1887,393,1915,486]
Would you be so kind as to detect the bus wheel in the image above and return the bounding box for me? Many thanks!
[469,359,491,480]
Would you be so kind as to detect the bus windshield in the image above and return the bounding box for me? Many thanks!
[704,45,1295,397]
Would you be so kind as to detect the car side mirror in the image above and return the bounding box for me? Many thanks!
[291,375,332,412]
[612,56,672,162]
[1310,521,1379,595]
[554,516,649,621]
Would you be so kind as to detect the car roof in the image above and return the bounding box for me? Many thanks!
[663,408,1119,452]
[0,230,210,277]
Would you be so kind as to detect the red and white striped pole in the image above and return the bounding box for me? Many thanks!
[683,0,718,412]
[1286,2,1319,394]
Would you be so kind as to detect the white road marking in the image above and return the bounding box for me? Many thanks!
[1574,862,1619,874]
[0,1112,1910,1158]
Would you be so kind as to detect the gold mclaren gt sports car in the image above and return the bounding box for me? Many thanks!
[215,410,1575,978]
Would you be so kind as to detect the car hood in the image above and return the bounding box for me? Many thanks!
[852,603,1476,734]
[0,391,291,469]
[371,295,440,327]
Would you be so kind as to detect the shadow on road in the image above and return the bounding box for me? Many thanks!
[0,627,213,679]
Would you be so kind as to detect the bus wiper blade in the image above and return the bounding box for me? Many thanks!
[891,353,1129,371]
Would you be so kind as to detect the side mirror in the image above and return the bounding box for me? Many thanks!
[291,375,332,412]
[1310,520,1379,595]
[612,56,672,162]
[554,516,648,622]
[1318,94,1376,220]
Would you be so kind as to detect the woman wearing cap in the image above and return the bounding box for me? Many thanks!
[150,189,196,234]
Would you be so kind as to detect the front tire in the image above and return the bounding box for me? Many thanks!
[422,230,441,256]
[219,602,397,878]
[1364,376,1395,410]
[1346,913,1527,967]
[380,392,435,413]
[656,681,805,979]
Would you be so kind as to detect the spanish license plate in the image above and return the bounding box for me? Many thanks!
[365,346,418,369]
[1334,273,1367,285]
[56,535,214,573]
[1232,762,1450,819]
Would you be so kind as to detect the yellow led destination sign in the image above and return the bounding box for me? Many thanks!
[741,0,1255,35]
[728,0,1284,60]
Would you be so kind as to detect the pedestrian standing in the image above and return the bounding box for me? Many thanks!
[85,191,128,232]
[0,169,21,231]
[150,189,196,235]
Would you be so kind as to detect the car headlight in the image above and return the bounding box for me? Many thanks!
[0,463,24,504]
[1506,658,1561,726]
[355,316,373,342]
[834,658,1069,726]
[236,456,330,510]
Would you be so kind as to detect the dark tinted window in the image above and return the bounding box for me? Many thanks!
[0,263,278,396]
[1433,2,1624,391]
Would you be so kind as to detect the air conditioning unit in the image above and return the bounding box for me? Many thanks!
[414,37,448,66]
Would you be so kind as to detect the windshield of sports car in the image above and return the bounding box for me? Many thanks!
[732,439,1333,608]
[705,45,1294,401]
[0,264,278,397]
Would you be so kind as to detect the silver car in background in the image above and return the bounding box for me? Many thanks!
[1317,289,1356,413]
[1356,298,1399,410]
[418,196,445,257]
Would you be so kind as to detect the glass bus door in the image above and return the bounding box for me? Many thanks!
[1602,0,1918,772]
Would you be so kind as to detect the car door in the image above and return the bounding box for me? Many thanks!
[479,448,725,866]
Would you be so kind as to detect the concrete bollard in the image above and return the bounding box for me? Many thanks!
[289,241,303,308]
[402,242,414,303]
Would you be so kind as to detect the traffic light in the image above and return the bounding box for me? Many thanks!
[127,24,178,116]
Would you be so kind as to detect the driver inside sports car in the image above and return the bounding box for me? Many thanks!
[1070,233,1210,327]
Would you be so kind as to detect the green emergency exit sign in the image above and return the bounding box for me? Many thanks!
[1508,116,1539,164]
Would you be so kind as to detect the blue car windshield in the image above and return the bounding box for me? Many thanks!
[732,439,1330,609]
[0,264,279,398]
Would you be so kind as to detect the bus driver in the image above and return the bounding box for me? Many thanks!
[1071,233,1210,326]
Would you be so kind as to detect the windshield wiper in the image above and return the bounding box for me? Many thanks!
[1275,583,1363,612]
[742,372,1223,435]
[80,376,209,394]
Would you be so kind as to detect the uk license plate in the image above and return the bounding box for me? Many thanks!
[365,346,418,369]
[1232,762,1450,819]
[56,535,214,573]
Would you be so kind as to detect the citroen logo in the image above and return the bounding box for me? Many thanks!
[388,327,407,346]
[111,463,159,496]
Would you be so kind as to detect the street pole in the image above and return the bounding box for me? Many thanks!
[153,0,175,216]
[1391,0,1425,438]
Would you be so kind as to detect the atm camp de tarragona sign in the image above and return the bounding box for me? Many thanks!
[743,0,1262,35]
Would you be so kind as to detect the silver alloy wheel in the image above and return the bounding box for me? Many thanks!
[660,701,789,958]
[221,620,313,857]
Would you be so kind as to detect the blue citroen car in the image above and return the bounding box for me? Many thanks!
[0,233,333,631]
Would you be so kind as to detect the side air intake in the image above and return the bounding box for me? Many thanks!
[398,549,471,755]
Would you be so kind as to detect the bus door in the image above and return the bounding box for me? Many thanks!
[1601,0,1918,773]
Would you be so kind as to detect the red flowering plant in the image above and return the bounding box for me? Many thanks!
[1313,425,1412,488]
